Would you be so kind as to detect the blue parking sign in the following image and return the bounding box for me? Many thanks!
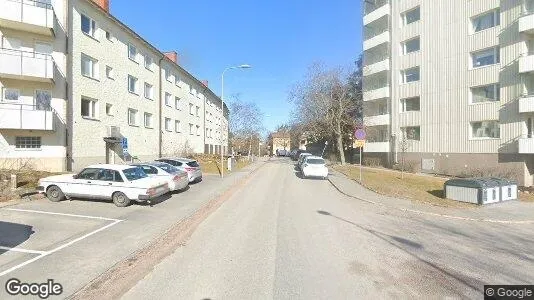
[121,138,128,153]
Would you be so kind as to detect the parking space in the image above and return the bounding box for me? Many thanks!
[0,168,259,298]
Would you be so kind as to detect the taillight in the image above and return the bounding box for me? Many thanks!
[147,187,155,196]
[173,175,181,181]
[185,167,195,171]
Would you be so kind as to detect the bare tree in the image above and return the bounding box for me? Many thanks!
[398,134,410,179]
[289,63,359,165]
[228,95,264,157]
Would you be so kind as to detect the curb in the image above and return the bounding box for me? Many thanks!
[327,170,534,225]
[68,160,269,299]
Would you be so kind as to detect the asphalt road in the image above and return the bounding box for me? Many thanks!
[124,157,534,299]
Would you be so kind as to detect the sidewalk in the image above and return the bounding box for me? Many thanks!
[328,169,534,224]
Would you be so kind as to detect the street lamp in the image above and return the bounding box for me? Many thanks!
[220,64,251,178]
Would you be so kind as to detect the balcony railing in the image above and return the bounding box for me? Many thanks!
[519,95,534,113]
[0,48,56,82]
[363,86,390,101]
[364,113,390,126]
[363,58,390,76]
[0,103,55,130]
[519,53,534,73]
[364,31,389,51]
[364,2,390,25]
[363,141,390,153]
[519,11,534,34]
[0,0,55,35]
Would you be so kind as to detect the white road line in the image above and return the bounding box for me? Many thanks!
[0,220,122,277]
[3,208,122,222]
[0,246,47,255]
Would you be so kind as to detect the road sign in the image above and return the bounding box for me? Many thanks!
[355,129,366,140]
[121,138,128,154]
[354,140,365,148]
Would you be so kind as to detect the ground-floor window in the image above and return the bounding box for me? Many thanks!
[402,126,421,141]
[471,121,499,138]
[15,137,41,149]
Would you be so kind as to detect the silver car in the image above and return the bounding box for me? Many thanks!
[131,162,189,192]
[155,158,203,183]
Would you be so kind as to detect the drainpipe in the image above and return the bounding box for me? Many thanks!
[201,85,209,154]
[158,56,164,158]
[65,0,72,171]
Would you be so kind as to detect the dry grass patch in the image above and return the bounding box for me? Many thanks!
[186,154,251,175]
[333,165,476,208]
[0,169,62,202]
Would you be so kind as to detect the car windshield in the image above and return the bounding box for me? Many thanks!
[307,158,325,165]
[155,163,179,173]
[122,167,148,181]
[186,161,200,168]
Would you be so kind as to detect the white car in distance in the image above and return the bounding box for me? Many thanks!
[37,164,169,207]
[301,156,329,179]
[131,162,189,192]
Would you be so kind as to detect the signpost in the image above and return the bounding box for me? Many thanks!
[354,129,366,183]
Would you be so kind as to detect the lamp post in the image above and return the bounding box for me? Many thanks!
[221,64,251,178]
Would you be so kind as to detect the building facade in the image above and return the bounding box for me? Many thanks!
[0,0,229,172]
[270,132,290,155]
[363,0,534,185]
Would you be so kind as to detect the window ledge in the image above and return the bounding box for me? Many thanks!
[106,76,115,81]
[145,96,154,101]
[469,101,499,105]
[82,116,100,121]
[470,25,500,36]
[82,74,100,82]
[82,32,99,42]
[469,137,501,141]
[15,148,42,151]
[471,63,500,70]
[129,91,139,96]
[129,57,139,64]
[129,124,140,127]
[145,126,154,129]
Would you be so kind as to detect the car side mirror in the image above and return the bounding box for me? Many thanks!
[73,174,78,179]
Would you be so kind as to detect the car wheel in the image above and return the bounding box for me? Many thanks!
[46,185,65,202]
[112,192,131,207]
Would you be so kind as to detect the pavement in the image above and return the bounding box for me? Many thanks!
[0,159,267,299]
[123,158,534,299]
[327,168,534,223]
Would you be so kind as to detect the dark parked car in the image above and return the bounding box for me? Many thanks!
[292,149,305,161]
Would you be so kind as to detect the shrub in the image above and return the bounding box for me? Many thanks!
[392,160,418,173]
[363,157,382,167]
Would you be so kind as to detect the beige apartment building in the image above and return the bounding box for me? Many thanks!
[363,0,534,185]
[0,0,229,172]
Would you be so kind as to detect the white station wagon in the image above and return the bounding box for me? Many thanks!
[37,164,169,207]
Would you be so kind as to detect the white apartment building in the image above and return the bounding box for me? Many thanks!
[363,0,534,185]
[0,0,229,172]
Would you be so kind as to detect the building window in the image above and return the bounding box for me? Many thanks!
[144,112,153,128]
[128,75,138,94]
[165,92,172,106]
[402,126,421,141]
[81,98,98,119]
[144,83,154,100]
[144,55,152,70]
[402,37,420,54]
[175,120,181,132]
[472,9,500,33]
[165,118,172,131]
[105,30,112,41]
[196,106,200,117]
[471,121,500,138]
[15,137,41,149]
[190,86,195,95]
[105,65,114,79]
[128,44,137,62]
[106,103,113,116]
[472,47,500,68]
[3,88,20,101]
[471,84,500,103]
[81,14,96,37]
[189,103,194,115]
[128,108,139,126]
[35,90,51,111]
[400,97,420,112]
[196,125,200,136]
[189,123,194,135]
[175,97,181,110]
[164,68,172,82]
[402,6,420,26]
[206,128,210,137]
[175,75,181,87]
[401,67,420,83]
[81,54,98,79]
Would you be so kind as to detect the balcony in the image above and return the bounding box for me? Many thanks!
[364,31,389,51]
[364,86,390,101]
[519,12,534,34]
[519,95,534,113]
[0,48,56,83]
[364,114,390,126]
[364,142,390,153]
[519,54,534,73]
[363,59,390,76]
[0,103,55,131]
[519,137,534,154]
[364,3,390,25]
[0,0,55,36]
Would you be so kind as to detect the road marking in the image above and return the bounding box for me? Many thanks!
[0,209,123,277]
[0,246,47,255]
[3,208,122,222]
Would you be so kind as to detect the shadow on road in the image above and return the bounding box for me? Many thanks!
[316,210,484,293]
[0,221,35,255]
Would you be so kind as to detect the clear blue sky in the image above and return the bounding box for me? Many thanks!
[111,0,362,132]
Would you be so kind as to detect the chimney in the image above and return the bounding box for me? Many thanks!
[201,80,208,87]
[163,51,178,64]
[91,0,110,12]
